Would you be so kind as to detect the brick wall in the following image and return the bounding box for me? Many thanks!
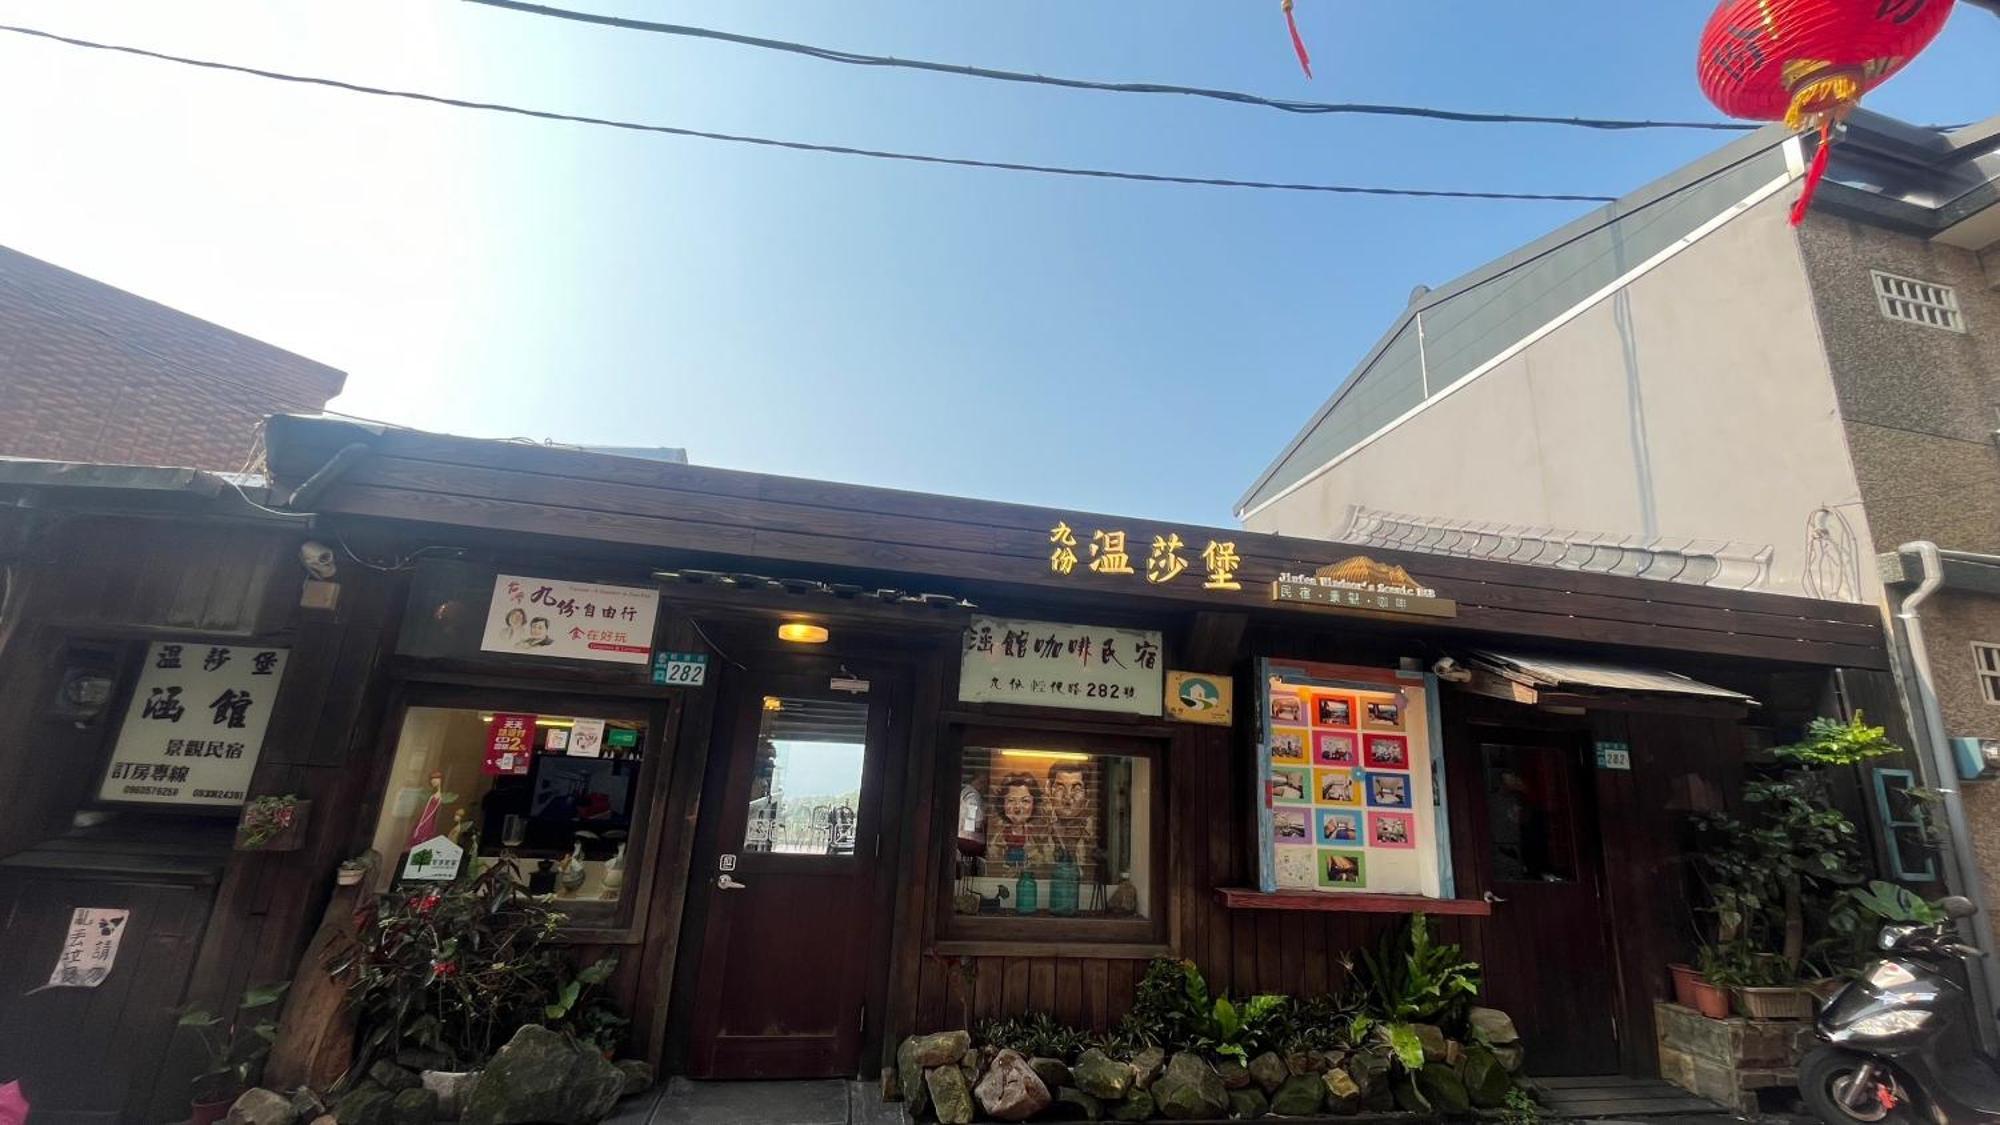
[0,247,344,471]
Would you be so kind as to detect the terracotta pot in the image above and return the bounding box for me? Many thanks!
[1690,977,1733,1020]
[1736,985,1814,1020]
[190,1096,235,1125]
[1668,962,1702,1009]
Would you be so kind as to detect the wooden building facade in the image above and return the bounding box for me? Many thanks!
[0,416,1900,1118]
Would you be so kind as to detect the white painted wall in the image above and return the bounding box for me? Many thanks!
[1243,191,1876,600]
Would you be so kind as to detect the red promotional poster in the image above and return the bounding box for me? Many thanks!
[484,713,536,776]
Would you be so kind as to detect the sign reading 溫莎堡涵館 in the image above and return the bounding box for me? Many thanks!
[959,617,1164,716]
[1272,557,1457,619]
[480,574,659,665]
[97,642,290,808]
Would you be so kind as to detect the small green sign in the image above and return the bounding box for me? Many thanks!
[607,727,640,750]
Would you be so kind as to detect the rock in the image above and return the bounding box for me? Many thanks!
[1492,1042,1526,1074]
[369,1061,422,1093]
[1416,1063,1471,1116]
[396,1049,454,1074]
[227,1088,296,1125]
[461,1025,626,1125]
[1443,1038,1466,1069]
[1152,1053,1227,1120]
[1072,1049,1132,1100]
[960,1048,982,1079]
[895,1039,929,1118]
[1282,1049,1328,1076]
[309,1116,337,1125]
[1128,1046,1166,1089]
[974,1051,1052,1122]
[910,1030,973,1067]
[389,1088,438,1125]
[1269,1074,1324,1116]
[614,1060,653,1099]
[422,1071,479,1120]
[329,1087,396,1125]
[1226,1087,1268,1118]
[1348,1052,1394,1111]
[1468,1007,1520,1046]
[927,1065,976,1125]
[1322,1068,1362,1115]
[1458,1046,1513,1109]
[1248,1052,1288,1094]
[1391,1073,1431,1115]
[289,1089,327,1123]
[1108,1089,1155,1121]
[1411,1023,1449,1062]
[1054,1086,1103,1121]
[1030,1057,1074,1092]
[1216,1057,1251,1090]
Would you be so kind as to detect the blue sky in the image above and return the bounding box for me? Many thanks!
[0,2,1994,525]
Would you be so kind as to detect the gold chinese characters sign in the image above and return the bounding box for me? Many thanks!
[1272,557,1457,619]
[1049,522,1242,590]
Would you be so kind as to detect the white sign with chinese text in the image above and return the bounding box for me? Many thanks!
[958,617,1164,716]
[402,834,464,882]
[568,718,606,758]
[44,908,129,990]
[97,642,289,807]
[480,574,659,665]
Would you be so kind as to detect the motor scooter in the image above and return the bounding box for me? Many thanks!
[1803,895,2000,1123]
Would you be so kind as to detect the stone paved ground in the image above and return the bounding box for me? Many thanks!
[605,1077,907,1125]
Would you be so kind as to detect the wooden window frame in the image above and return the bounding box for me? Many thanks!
[934,722,1171,949]
[1973,642,2000,706]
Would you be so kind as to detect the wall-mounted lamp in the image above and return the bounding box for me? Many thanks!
[777,622,829,645]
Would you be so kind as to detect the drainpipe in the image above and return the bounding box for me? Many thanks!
[284,441,371,511]
[1892,540,2000,1048]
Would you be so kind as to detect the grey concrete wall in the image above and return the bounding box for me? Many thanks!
[1904,589,2000,921]
[1244,191,1872,600]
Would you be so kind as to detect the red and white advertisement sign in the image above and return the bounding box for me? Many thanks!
[484,712,536,776]
[480,574,659,665]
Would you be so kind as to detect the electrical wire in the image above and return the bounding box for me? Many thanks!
[0,23,1617,203]
[463,0,1760,135]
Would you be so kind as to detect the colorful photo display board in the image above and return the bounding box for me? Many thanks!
[1257,658,1451,898]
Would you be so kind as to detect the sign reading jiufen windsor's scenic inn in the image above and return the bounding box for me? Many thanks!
[1273,558,1458,620]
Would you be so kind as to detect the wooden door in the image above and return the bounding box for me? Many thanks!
[1466,732,1621,1076]
[686,671,891,1078]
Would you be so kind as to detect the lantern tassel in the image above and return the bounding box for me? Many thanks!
[1790,121,1834,227]
[1282,0,1313,79]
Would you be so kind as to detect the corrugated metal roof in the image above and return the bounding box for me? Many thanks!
[1473,650,1756,703]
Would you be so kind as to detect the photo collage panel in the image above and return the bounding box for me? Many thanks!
[1268,681,1420,893]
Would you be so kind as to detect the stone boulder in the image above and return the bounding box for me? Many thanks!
[927,1065,975,1125]
[1411,1024,1449,1063]
[389,1088,438,1125]
[1248,1052,1287,1094]
[911,1030,973,1067]
[974,1050,1051,1122]
[1321,1067,1362,1115]
[329,1087,396,1125]
[614,1060,654,1099]
[1128,1046,1167,1090]
[1282,1049,1327,1077]
[1226,1086,1268,1118]
[1072,1048,1132,1101]
[1216,1058,1251,1090]
[226,1088,295,1125]
[462,1025,625,1125]
[1269,1074,1324,1116]
[1054,1086,1104,1121]
[1468,1007,1520,1047]
[369,1062,421,1093]
[1416,1062,1471,1116]
[1152,1053,1227,1120]
[1030,1057,1073,1092]
[1492,1042,1527,1074]
[422,1071,479,1121]
[288,1089,327,1124]
[1107,1089,1155,1122]
[1458,1045,1514,1109]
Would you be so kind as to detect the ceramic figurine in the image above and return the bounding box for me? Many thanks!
[601,843,626,893]
[1109,877,1139,916]
[556,850,587,895]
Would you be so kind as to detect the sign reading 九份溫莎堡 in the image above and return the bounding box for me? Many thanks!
[1046,522,1244,590]
[97,641,290,807]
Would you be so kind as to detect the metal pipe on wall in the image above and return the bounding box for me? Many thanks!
[1891,540,1999,1049]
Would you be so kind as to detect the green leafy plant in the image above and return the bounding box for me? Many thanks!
[1849,879,1945,925]
[1776,713,1899,768]
[1275,989,1368,1053]
[330,859,627,1068]
[179,981,290,1104]
[1111,958,1213,1051]
[1501,1085,1542,1125]
[976,1012,1090,1059]
[1358,914,1481,1033]
[1199,993,1288,1064]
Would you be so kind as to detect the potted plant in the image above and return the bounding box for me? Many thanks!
[1667,962,1703,1009]
[235,794,309,851]
[1731,951,1813,1020]
[1690,946,1738,1020]
[178,981,290,1124]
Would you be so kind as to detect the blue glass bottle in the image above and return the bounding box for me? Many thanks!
[1050,855,1080,917]
[1014,869,1039,914]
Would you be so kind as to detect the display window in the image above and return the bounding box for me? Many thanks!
[943,726,1167,946]
[366,690,661,927]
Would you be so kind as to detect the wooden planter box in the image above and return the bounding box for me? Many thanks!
[1735,986,1813,1021]
[1654,1001,1815,1115]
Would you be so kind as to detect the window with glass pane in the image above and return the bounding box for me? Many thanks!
[951,744,1154,922]
[1480,743,1577,883]
[369,706,647,910]
[744,696,868,856]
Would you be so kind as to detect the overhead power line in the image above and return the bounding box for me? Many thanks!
[464,0,1759,134]
[0,23,1618,203]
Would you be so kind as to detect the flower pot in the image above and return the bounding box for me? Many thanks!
[190,1096,235,1125]
[1689,977,1733,1019]
[1735,985,1813,1020]
[1668,963,1702,1009]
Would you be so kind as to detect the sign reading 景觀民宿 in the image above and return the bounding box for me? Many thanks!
[97,641,289,807]
[959,616,1164,716]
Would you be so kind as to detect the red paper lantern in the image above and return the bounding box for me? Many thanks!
[1697,0,1956,223]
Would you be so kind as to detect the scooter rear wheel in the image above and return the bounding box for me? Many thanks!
[1800,1047,1913,1124]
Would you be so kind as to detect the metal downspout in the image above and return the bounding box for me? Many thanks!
[1893,540,2000,1047]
